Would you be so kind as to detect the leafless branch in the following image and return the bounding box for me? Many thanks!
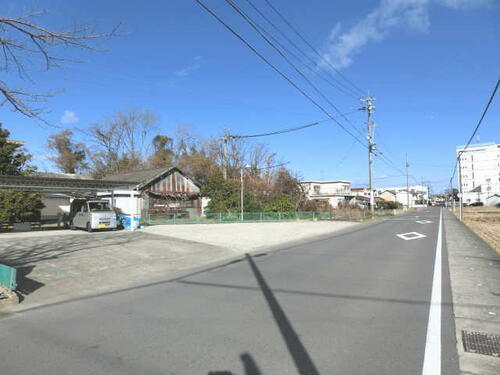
[0,10,120,122]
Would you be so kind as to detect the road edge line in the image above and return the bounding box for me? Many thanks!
[422,208,442,375]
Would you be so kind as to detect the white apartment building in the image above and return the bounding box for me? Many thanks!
[456,142,500,204]
[300,180,352,208]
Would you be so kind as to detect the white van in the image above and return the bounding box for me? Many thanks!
[69,199,117,232]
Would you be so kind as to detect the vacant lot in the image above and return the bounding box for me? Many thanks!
[143,220,359,252]
[1,220,358,311]
[453,206,500,254]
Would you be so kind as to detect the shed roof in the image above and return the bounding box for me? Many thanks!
[102,167,200,191]
[102,167,171,184]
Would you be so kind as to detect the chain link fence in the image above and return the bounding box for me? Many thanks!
[142,208,403,225]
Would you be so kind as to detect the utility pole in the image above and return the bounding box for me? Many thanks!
[240,167,244,221]
[240,164,251,221]
[406,154,410,209]
[360,97,376,215]
[452,187,456,212]
[222,135,229,180]
[458,155,463,221]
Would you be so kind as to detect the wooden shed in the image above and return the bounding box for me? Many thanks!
[102,167,201,216]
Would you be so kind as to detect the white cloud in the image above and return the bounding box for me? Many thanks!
[174,56,202,77]
[60,110,79,124]
[322,0,493,70]
[437,0,495,9]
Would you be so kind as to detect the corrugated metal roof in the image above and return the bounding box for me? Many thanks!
[102,167,174,183]
[0,175,134,192]
[34,172,93,180]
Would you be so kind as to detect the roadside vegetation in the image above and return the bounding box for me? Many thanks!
[0,124,44,226]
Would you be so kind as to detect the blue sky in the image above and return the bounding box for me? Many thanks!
[2,0,499,192]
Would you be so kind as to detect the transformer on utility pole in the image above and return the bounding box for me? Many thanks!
[360,96,376,215]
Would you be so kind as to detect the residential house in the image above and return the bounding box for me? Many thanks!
[300,180,352,208]
[377,185,429,208]
[351,187,377,198]
[379,190,397,203]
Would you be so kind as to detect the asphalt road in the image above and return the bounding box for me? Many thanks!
[0,207,459,374]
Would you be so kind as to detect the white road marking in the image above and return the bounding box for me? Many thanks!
[422,209,442,375]
[416,220,433,224]
[396,232,427,240]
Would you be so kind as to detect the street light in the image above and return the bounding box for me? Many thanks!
[240,164,251,221]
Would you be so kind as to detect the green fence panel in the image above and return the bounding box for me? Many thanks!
[144,211,348,225]
[0,264,17,291]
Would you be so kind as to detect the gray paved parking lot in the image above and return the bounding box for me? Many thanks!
[0,221,358,311]
[0,230,232,311]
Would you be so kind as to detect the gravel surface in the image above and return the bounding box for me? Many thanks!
[143,220,359,252]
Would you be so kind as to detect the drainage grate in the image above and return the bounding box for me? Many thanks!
[462,331,500,357]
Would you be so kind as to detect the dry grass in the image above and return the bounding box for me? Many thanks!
[452,206,500,253]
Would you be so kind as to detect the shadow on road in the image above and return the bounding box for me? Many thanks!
[0,233,133,267]
[208,352,263,375]
[245,253,320,375]
[14,265,45,303]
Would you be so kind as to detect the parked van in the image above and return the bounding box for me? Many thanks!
[69,199,117,232]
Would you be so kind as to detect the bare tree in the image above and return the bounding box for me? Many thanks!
[84,108,158,177]
[0,11,119,121]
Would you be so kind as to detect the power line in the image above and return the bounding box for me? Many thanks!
[261,0,365,96]
[229,119,327,138]
[374,152,420,185]
[448,78,500,189]
[254,161,290,171]
[412,163,454,169]
[194,0,368,149]
[226,108,359,140]
[241,0,362,100]
[224,0,366,140]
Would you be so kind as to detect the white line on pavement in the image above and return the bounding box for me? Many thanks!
[422,208,442,375]
[396,232,427,240]
[416,220,433,224]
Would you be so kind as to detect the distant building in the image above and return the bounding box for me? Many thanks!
[377,185,429,208]
[351,187,377,199]
[456,142,500,205]
[300,180,352,208]
[379,190,397,203]
[430,194,446,206]
[485,194,500,207]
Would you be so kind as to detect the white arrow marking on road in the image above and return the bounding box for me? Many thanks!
[396,232,427,240]
[422,209,442,375]
[416,220,433,224]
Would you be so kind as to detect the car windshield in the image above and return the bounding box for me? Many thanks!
[88,202,111,212]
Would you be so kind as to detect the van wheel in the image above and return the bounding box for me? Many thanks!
[70,221,75,230]
[86,222,93,233]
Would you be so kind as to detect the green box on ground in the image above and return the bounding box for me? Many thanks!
[0,264,17,291]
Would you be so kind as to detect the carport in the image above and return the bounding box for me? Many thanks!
[0,174,135,229]
[0,175,134,195]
